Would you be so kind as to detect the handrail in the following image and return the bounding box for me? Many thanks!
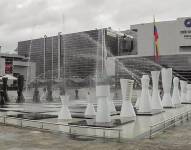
[149,109,191,138]
[151,110,191,128]
[0,115,120,131]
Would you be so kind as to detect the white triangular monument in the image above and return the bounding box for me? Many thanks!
[96,85,111,123]
[186,84,191,103]
[85,92,96,118]
[107,86,117,114]
[172,77,181,105]
[161,68,174,107]
[120,79,136,118]
[139,75,152,113]
[180,80,187,103]
[58,95,72,120]
[151,71,163,110]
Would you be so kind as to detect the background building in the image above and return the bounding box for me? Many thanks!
[115,17,191,83]
[0,53,36,87]
[17,28,134,82]
[17,17,191,87]
[130,17,191,56]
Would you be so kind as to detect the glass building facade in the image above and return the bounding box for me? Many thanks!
[17,28,136,82]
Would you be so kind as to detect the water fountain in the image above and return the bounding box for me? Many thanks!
[58,95,72,120]
[32,80,40,103]
[84,92,96,118]
[46,80,53,102]
[135,90,141,109]
[69,29,137,127]
[172,77,181,106]
[107,86,117,115]
[96,84,111,123]
[120,79,136,118]
[40,87,47,102]
[161,68,174,108]
[151,71,163,110]
[180,80,188,104]
[16,75,25,103]
[186,84,191,103]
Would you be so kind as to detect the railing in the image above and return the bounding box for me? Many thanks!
[0,115,122,142]
[149,110,191,139]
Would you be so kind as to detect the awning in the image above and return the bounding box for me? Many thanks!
[0,74,17,80]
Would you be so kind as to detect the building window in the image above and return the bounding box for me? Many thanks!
[132,29,138,32]
[180,46,191,52]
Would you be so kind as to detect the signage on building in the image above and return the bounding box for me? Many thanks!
[184,19,191,27]
[5,63,13,74]
[180,18,191,39]
[180,30,191,39]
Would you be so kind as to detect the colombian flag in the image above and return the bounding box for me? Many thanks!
[154,19,160,62]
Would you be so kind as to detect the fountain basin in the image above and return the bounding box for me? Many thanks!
[69,117,135,128]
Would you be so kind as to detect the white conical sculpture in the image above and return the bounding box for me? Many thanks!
[138,75,152,113]
[58,95,72,120]
[107,86,117,114]
[161,68,174,107]
[96,85,111,123]
[151,71,163,110]
[172,77,181,105]
[180,80,187,103]
[85,92,96,118]
[186,84,191,102]
[120,79,136,117]
[135,90,141,109]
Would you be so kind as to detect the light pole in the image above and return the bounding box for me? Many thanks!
[43,35,47,80]
[51,37,54,81]
[58,32,62,80]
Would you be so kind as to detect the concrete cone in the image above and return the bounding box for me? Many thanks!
[120,79,136,117]
[172,77,181,105]
[161,68,174,107]
[85,93,96,118]
[58,95,72,120]
[96,85,111,123]
[139,75,152,113]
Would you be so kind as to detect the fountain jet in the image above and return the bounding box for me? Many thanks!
[180,80,188,103]
[151,71,163,110]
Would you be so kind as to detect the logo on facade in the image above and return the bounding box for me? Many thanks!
[184,19,191,27]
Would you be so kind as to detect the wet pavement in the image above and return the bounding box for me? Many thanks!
[0,120,191,150]
[0,103,191,139]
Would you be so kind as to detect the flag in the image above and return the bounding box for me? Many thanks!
[154,18,160,62]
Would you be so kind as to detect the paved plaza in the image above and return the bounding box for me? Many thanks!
[0,118,191,150]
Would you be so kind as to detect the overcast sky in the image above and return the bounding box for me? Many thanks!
[0,0,190,53]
